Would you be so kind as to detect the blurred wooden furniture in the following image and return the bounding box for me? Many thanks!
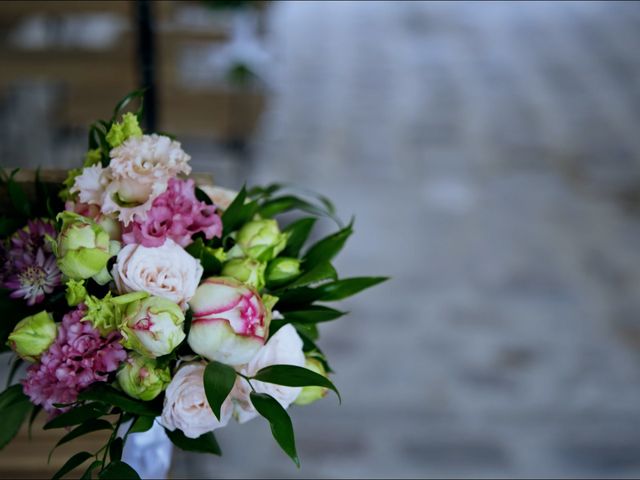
[0,0,268,143]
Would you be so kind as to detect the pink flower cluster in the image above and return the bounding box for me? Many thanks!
[22,306,126,415]
[123,178,222,247]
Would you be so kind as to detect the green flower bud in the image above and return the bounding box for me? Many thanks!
[221,257,266,290]
[117,353,171,401]
[265,257,301,287]
[55,212,113,282]
[294,357,329,406]
[106,112,143,148]
[120,296,185,358]
[84,148,102,167]
[65,279,87,306]
[236,219,288,261]
[7,311,57,361]
[83,292,120,335]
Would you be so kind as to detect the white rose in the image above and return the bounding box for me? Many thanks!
[101,134,191,225]
[160,363,232,438]
[112,238,203,309]
[231,324,305,424]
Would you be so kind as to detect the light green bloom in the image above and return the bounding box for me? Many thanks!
[65,279,87,306]
[84,148,102,167]
[117,353,171,401]
[7,311,57,362]
[106,112,143,148]
[294,357,329,406]
[222,257,266,290]
[120,296,185,358]
[235,219,288,261]
[55,212,113,283]
[265,257,301,287]
[83,292,120,335]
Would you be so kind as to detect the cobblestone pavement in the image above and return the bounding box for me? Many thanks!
[172,1,640,478]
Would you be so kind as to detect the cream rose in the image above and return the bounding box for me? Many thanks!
[231,324,305,424]
[160,363,232,438]
[112,239,203,309]
[101,134,192,225]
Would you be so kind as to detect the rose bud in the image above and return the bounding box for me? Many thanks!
[235,219,288,261]
[265,257,301,288]
[221,258,266,291]
[117,353,171,401]
[294,357,329,406]
[120,295,186,358]
[188,277,270,365]
[7,311,57,361]
[55,212,114,283]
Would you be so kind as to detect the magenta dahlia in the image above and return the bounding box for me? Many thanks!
[2,219,62,306]
[22,305,127,415]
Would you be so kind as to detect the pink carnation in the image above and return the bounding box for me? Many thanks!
[122,178,222,248]
[22,305,126,415]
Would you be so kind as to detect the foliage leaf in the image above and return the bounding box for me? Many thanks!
[283,261,337,289]
[99,460,141,479]
[0,390,31,450]
[44,403,109,429]
[81,460,103,480]
[203,361,237,421]
[253,364,340,403]
[282,306,346,324]
[8,170,31,217]
[127,415,155,434]
[110,437,123,462]
[282,217,316,258]
[165,428,222,456]
[302,222,353,270]
[52,451,93,480]
[314,276,389,301]
[78,384,161,417]
[195,186,214,205]
[185,238,222,275]
[250,392,299,467]
[221,186,259,236]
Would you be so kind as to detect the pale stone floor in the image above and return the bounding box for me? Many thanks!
[3,1,640,478]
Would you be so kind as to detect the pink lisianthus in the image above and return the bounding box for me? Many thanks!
[122,178,222,248]
[22,305,126,415]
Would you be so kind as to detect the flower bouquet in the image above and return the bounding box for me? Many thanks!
[0,92,386,479]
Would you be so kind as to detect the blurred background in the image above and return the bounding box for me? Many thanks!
[2,0,640,478]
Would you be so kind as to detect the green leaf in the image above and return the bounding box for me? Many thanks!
[54,419,113,450]
[247,183,283,200]
[0,384,25,411]
[282,306,346,324]
[250,392,299,467]
[294,322,319,341]
[127,415,155,434]
[44,403,109,430]
[165,428,221,456]
[112,89,146,123]
[195,186,214,205]
[0,394,31,450]
[253,365,340,403]
[283,261,337,289]
[203,361,237,421]
[99,460,141,480]
[52,451,93,480]
[258,195,322,218]
[282,218,316,258]
[314,276,388,301]
[78,384,161,417]
[110,437,123,462]
[28,404,42,439]
[81,460,103,480]
[185,238,221,275]
[0,217,21,236]
[221,186,259,236]
[8,171,31,218]
[303,223,353,270]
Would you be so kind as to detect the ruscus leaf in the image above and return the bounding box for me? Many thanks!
[165,428,222,455]
[253,365,341,403]
[52,451,93,480]
[99,460,141,479]
[250,392,299,467]
[203,361,237,421]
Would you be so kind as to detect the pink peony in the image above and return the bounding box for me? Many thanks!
[22,305,126,415]
[122,178,222,248]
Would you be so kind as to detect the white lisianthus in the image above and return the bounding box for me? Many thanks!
[160,363,232,438]
[112,239,203,309]
[101,134,191,225]
[70,164,110,206]
[231,324,305,424]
